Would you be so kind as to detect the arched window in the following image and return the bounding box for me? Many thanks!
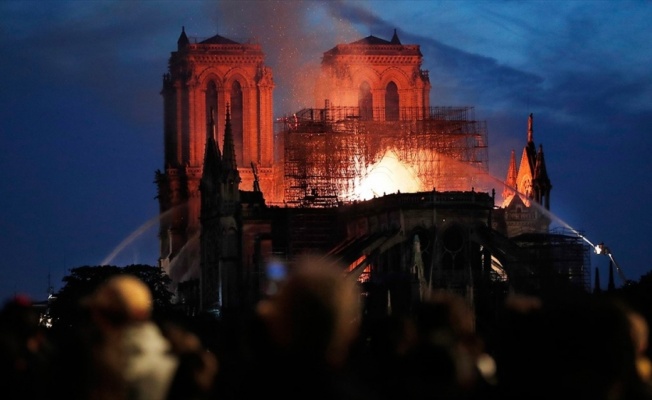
[358,81,373,120]
[230,81,244,166]
[205,81,218,136]
[442,225,465,271]
[385,81,399,121]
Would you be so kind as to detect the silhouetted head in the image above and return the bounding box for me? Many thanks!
[256,254,362,367]
[86,274,153,326]
[0,294,40,337]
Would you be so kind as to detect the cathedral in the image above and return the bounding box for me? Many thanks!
[156,27,587,316]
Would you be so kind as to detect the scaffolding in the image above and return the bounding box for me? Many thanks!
[277,106,489,207]
[512,227,592,292]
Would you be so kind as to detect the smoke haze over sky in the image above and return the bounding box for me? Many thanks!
[1,0,651,301]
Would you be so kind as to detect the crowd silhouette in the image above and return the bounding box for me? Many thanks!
[2,256,652,400]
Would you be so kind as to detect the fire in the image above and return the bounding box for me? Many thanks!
[348,149,422,201]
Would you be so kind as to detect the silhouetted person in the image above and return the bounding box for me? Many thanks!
[49,275,184,400]
[234,254,372,400]
[628,308,652,384]
[159,317,219,400]
[347,310,416,400]
[493,292,652,400]
[50,274,218,400]
[385,290,496,400]
[0,294,54,400]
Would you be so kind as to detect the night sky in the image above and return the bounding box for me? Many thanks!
[1,0,651,302]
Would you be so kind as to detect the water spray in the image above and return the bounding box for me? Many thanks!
[454,156,630,286]
[101,204,185,266]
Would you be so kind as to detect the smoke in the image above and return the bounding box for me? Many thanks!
[199,0,383,115]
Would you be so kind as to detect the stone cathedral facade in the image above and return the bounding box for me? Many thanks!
[156,27,275,283]
[156,28,436,287]
[156,27,580,314]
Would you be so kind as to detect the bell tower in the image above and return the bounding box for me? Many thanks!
[157,27,275,280]
[315,29,431,119]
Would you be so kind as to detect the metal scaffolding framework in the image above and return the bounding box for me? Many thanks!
[277,106,489,207]
[513,227,592,292]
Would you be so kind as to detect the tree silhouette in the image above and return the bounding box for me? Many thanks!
[48,264,173,330]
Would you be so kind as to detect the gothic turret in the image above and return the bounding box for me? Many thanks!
[499,113,553,237]
[177,26,189,50]
[391,28,401,44]
[200,108,222,217]
[222,105,238,174]
[525,113,537,174]
[533,144,552,210]
[514,113,552,207]
[527,112,534,143]
[503,149,518,206]
[222,104,241,204]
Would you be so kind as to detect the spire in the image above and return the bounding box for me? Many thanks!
[201,107,222,185]
[177,26,189,50]
[222,104,237,171]
[200,107,223,219]
[607,259,616,291]
[533,144,552,209]
[524,113,537,176]
[503,150,518,199]
[390,28,401,44]
[593,267,602,294]
[220,103,241,204]
[533,144,549,177]
[534,145,549,181]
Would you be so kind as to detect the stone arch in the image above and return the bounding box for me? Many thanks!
[350,66,382,86]
[350,68,382,92]
[198,70,225,118]
[223,69,254,89]
[349,67,381,117]
[438,223,467,271]
[220,69,265,169]
[197,66,225,84]
[380,68,411,119]
[379,67,411,89]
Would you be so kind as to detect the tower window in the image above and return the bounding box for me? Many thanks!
[206,81,218,137]
[385,81,399,121]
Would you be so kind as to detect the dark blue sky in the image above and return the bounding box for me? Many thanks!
[1,0,651,301]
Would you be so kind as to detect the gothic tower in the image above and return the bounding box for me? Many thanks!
[157,27,274,279]
[314,29,431,119]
